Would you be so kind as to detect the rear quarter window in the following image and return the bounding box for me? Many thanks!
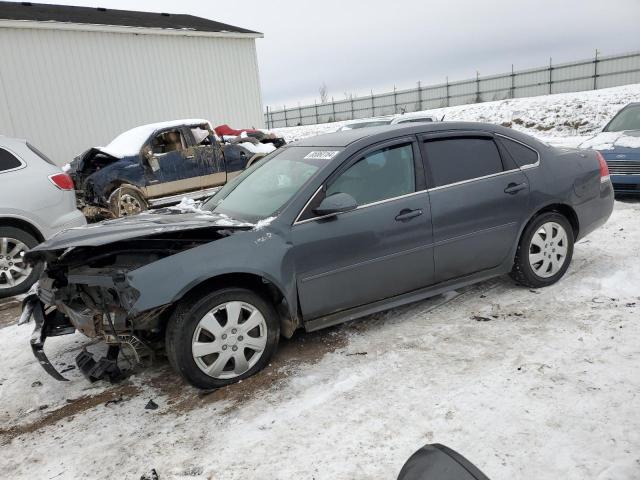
[498,137,539,167]
[0,148,23,172]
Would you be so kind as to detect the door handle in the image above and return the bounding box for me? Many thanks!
[185,155,195,159]
[395,208,423,222]
[504,182,527,195]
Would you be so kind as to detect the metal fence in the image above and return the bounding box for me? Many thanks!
[264,50,640,129]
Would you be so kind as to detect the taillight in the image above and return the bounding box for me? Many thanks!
[596,151,610,183]
[48,172,74,190]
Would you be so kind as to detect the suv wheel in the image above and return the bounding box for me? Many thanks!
[109,186,147,217]
[166,287,280,389]
[0,226,43,298]
[510,212,574,288]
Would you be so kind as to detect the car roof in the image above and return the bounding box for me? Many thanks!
[291,121,524,147]
[101,118,211,158]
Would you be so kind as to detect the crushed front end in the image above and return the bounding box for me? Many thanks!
[21,213,247,382]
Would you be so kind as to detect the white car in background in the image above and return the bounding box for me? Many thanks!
[337,114,436,131]
[0,136,86,297]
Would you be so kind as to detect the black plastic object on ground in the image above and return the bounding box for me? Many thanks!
[76,345,124,383]
[397,444,490,480]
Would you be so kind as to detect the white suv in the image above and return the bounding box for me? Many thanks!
[0,136,86,297]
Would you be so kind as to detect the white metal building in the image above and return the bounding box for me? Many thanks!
[0,2,265,164]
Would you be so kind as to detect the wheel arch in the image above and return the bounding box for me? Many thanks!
[0,216,45,242]
[172,272,300,339]
[511,202,579,266]
[528,203,579,240]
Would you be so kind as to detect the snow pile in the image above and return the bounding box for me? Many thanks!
[273,84,640,142]
[579,130,640,150]
[238,141,276,155]
[168,197,202,213]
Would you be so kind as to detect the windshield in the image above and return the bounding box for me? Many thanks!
[604,105,640,132]
[201,147,339,222]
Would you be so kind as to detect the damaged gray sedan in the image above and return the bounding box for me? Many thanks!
[22,122,614,389]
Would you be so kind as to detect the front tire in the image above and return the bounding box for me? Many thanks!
[109,186,148,217]
[510,212,574,288]
[165,287,280,389]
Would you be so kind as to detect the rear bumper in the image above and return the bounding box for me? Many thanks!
[574,180,615,241]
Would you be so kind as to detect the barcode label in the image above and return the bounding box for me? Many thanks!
[304,150,340,160]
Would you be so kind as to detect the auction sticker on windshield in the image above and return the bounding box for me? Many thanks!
[304,151,340,160]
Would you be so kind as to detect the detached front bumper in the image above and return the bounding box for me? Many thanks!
[22,295,75,381]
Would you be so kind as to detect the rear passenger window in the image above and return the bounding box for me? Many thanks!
[0,148,22,172]
[423,137,503,187]
[499,137,539,167]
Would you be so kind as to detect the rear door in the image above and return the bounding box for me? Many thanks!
[291,138,434,320]
[419,132,530,283]
[185,124,227,189]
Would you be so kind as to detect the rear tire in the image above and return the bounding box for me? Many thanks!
[0,226,43,298]
[165,287,280,390]
[510,212,574,288]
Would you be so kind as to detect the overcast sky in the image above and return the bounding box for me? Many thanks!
[42,0,640,107]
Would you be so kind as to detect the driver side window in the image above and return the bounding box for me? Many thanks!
[326,143,416,207]
[151,129,186,155]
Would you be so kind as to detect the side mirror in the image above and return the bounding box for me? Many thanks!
[313,192,357,217]
[143,147,160,172]
[397,444,490,480]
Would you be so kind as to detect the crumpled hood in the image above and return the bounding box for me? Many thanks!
[28,210,254,252]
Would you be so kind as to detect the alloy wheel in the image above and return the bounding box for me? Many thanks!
[118,193,143,216]
[0,237,33,290]
[191,301,268,379]
[528,221,568,278]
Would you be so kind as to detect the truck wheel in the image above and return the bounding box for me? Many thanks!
[510,212,574,288]
[109,186,147,217]
[166,287,280,389]
[0,226,43,298]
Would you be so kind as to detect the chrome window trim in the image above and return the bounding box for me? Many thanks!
[293,185,324,225]
[293,189,429,226]
[0,146,26,174]
[495,133,541,170]
[427,168,522,192]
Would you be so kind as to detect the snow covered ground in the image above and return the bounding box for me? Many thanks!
[1,85,640,480]
[272,84,640,145]
[1,201,639,480]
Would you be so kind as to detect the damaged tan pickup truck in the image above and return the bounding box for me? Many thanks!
[68,119,284,219]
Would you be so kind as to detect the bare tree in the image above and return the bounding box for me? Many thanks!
[319,82,328,103]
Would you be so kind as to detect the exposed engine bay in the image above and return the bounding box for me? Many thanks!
[21,215,249,383]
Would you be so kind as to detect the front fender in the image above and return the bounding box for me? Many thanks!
[126,227,297,319]
[87,158,146,205]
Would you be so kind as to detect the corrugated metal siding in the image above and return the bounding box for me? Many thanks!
[0,26,264,164]
[266,51,640,128]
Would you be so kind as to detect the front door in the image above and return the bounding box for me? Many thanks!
[144,127,206,198]
[292,138,434,320]
[419,133,530,283]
